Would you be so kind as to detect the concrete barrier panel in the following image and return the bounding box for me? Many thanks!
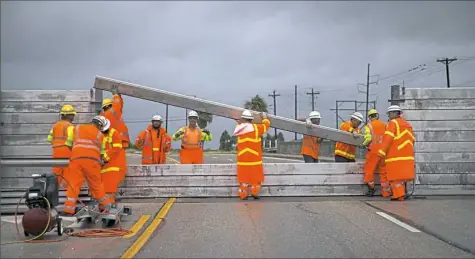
[404,88,475,99]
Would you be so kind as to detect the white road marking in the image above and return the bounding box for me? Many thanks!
[376,211,421,233]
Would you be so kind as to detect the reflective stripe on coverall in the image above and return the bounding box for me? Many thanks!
[362,120,390,197]
[377,118,416,200]
[172,126,212,164]
[100,94,130,148]
[63,124,113,214]
[47,120,74,188]
[300,135,320,162]
[334,121,361,161]
[234,118,271,199]
[100,128,127,203]
[135,125,171,164]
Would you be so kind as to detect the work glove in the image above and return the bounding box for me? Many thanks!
[111,85,119,95]
[305,120,313,128]
[352,131,359,138]
[202,129,210,135]
[100,159,105,166]
[261,112,268,120]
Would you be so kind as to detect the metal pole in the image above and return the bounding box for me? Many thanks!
[165,104,169,131]
[294,85,298,140]
[365,63,370,124]
[0,158,69,167]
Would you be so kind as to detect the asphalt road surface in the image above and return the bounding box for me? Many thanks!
[126,152,305,164]
[1,197,474,258]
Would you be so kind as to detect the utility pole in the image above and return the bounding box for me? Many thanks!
[437,57,457,88]
[306,88,320,111]
[294,85,298,140]
[365,63,370,124]
[185,95,197,125]
[268,90,280,137]
[165,104,169,131]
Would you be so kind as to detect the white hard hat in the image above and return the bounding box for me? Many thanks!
[387,105,402,113]
[152,115,162,121]
[92,115,110,131]
[188,110,199,118]
[241,109,254,119]
[308,111,321,119]
[350,112,364,122]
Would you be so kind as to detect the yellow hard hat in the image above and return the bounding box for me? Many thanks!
[60,104,76,115]
[368,109,378,117]
[102,98,113,108]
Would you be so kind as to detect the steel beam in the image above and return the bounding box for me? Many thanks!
[93,76,364,145]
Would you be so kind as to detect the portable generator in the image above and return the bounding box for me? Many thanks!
[22,172,64,237]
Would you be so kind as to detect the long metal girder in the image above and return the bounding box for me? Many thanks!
[93,76,364,145]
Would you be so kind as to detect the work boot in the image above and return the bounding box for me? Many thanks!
[251,195,260,200]
[365,184,375,197]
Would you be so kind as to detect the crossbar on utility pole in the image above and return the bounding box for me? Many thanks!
[437,57,457,88]
[306,88,320,111]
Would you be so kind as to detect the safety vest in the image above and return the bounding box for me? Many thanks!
[181,127,202,149]
[378,118,416,166]
[137,126,170,164]
[301,135,320,159]
[236,119,270,166]
[70,124,104,164]
[366,119,386,152]
[100,128,125,173]
[334,121,361,159]
[48,120,74,158]
[100,95,130,146]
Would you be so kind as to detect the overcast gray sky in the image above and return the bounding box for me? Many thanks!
[2,1,475,149]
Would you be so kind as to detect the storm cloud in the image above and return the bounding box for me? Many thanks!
[2,1,475,149]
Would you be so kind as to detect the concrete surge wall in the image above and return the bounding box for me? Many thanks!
[277,140,366,159]
[394,86,475,195]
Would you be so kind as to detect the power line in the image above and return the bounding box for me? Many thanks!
[437,57,458,88]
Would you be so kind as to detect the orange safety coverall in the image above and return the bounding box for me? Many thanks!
[363,120,390,197]
[176,127,209,164]
[101,128,127,203]
[234,118,271,199]
[47,120,74,188]
[101,94,130,148]
[301,135,320,162]
[377,117,416,201]
[334,121,361,161]
[135,125,171,164]
[63,124,113,215]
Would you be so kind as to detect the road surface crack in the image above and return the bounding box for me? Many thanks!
[245,204,265,256]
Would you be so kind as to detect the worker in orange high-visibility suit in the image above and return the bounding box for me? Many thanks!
[377,105,416,201]
[63,116,114,215]
[47,104,76,188]
[135,114,171,164]
[233,110,271,200]
[334,112,363,162]
[301,111,323,163]
[172,111,212,164]
[100,118,127,203]
[100,86,130,149]
[362,109,390,197]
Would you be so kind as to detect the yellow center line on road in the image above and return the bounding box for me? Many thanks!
[120,198,177,259]
[123,215,151,239]
[167,156,180,164]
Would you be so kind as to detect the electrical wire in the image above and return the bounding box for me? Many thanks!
[1,173,133,245]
